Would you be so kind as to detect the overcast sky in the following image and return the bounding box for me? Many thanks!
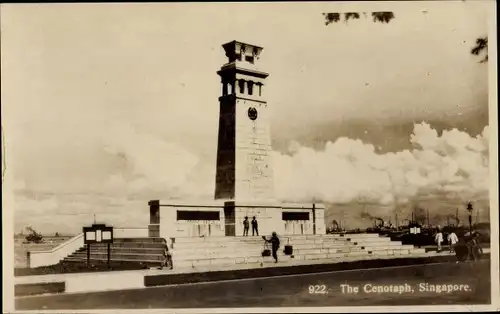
[1,2,493,233]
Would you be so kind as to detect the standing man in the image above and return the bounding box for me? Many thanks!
[251,216,259,236]
[243,216,249,236]
[435,228,444,252]
[447,230,459,253]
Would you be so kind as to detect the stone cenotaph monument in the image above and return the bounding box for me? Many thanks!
[148,41,325,240]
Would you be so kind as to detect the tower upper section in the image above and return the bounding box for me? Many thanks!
[217,41,269,102]
[214,41,275,201]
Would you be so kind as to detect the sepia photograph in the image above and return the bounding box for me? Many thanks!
[1,1,498,312]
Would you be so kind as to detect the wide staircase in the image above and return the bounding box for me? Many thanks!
[171,233,427,269]
[62,237,166,268]
[55,234,426,270]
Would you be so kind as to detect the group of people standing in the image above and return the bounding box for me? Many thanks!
[434,228,483,262]
[243,216,259,236]
[434,229,459,253]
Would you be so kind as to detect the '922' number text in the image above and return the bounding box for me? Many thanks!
[309,285,328,294]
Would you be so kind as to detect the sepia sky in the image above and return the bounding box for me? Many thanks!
[1,2,493,233]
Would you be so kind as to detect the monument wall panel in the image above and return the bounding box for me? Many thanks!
[233,204,283,236]
[159,204,225,240]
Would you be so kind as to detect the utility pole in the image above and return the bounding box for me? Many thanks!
[467,202,473,234]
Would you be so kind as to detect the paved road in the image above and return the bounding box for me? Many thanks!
[16,260,490,310]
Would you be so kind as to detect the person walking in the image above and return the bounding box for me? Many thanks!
[263,232,280,263]
[251,216,259,236]
[243,216,249,236]
[454,237,468,262]
[468,232,483,261]
[447,231,459,253]
[435,228,443,252]
[158,243,173,270]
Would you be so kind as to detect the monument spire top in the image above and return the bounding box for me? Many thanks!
[222,40,264,65]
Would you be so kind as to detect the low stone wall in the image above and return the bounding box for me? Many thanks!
[65,271,145,293]
[145,254,479,286]
[28,234,85,268]
[15,282,66,297]
[15,238,71,268]
[27,228,149,268]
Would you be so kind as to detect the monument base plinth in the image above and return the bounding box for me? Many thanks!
[148,199,325,242]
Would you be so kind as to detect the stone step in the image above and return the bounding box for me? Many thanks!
[171,238,386,249]
[173,246,418,262]
[292,234,382,240]
[79,247,164,254]
[341,239,393,244]
[278,239,355,245]
[72,250,164,257]
[172,234,383,243]
[289,241,398,249]
[173,236,258,243]
[173,241,401,254]
[174,256,266,267]
[299,234,384,241]
[356,238,399,243]
[87,242,166,249]
[173,244,261,253]
[173,238,266,245]
[173,249,425,268]
[291,243,356,249]
[173,243,264,250]
[347,242,404,248]
[288,238,391,244]
[172,239,406,254]
[172,236,391,248]
[293,247,364,255]
[113,237,166,243]
[63,257,162,265]
[70,252,164,261]
[332,233,385,238]
[172,244,366,258]
[175,252,280,261]
[174,243,262,249]
[409,248,426,254]
[302,249,421,260]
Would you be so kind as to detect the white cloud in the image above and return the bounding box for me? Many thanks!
[274,122,489,205]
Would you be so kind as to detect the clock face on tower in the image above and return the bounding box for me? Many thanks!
[248,107,258,120]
